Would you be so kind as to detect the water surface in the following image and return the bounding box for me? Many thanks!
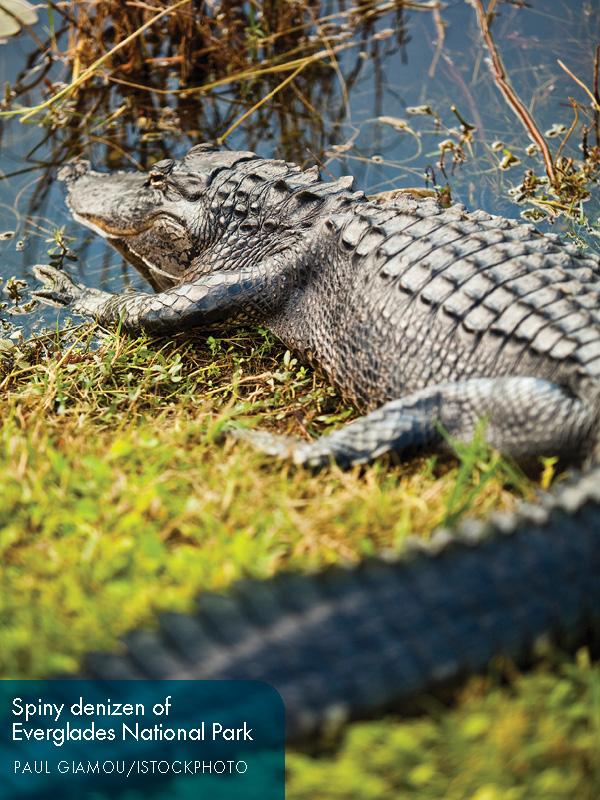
[0,0,598,338]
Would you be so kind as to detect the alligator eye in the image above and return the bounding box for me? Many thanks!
[150,174,165,187]
[149,158,175,187]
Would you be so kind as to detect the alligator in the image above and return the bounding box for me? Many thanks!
[70,468,600,743]
[32,144,600,737]
[36,144,600,469]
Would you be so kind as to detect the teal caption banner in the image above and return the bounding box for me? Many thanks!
[0,680,284,799]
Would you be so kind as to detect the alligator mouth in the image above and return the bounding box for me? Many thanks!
[72,211,159,239]
[70,210,155,239]
[61,161,160,238]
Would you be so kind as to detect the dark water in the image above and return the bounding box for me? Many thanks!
[0,0,598,338]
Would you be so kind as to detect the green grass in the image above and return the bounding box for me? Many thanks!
[1,323,598,797]
[287,649,600,799]
[0,323,528,677]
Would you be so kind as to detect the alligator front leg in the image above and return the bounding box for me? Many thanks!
[238,377,598,468]
[33,257,292,336]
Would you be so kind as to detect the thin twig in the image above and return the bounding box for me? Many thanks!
[306,148,335,180]
[557,59,600,111]
[290,81,320,118]
[105,43,356,98]
[88,103,128,135]
[311,7,350,120]
[471,0,556,185]
[441,51,485,142]
[594,44,599,148]
[428,4,446,78]
[86,136,144,170]
[554,97,578,166]
[217,63,307,143]
[46,0,59,55]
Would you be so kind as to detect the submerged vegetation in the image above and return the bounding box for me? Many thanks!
[0,0,600,797]
[470,0,600,223]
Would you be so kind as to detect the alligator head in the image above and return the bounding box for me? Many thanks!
[61,143,261,290]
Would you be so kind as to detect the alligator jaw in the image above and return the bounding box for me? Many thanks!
[68,210,149,239]
[61,163,160,237]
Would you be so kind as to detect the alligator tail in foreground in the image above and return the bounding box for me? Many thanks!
[3,472,599,800]
[81,467,600,742]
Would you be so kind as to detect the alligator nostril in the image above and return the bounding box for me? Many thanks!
[57,160,92,183]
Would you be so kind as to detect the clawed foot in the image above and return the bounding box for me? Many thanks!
[230,418,393,470]
[33,264,110,317]
[32,264,86,307]
[229,428,317,465]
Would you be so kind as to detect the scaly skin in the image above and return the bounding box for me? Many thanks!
[36,144,600,468]
[31,144,600,743]
[80,466,600,740]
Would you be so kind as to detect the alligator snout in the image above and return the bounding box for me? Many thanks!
[57,159,92,184]
[58,161,159,238]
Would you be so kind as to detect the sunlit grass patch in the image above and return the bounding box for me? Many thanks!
[287,649,600,799]
[0,327,532,677]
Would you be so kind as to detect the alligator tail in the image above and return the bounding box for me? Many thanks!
[80,468,600,741]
